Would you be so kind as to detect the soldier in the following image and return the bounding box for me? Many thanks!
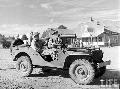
[31,32,45,53]
[28,32,33,45]
[12,34,24,46]
[48,38,54,49]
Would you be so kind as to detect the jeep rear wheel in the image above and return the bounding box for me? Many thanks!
[16,56,33,77]
[69,59,95,85]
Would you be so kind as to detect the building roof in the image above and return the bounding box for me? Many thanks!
[56,28,75,35]
[42,28,75,38]
[76,19,120,38]
[104,26,120,33]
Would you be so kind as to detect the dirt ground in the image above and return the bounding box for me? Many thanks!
[0,46,119,89]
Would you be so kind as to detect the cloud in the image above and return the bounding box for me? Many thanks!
[0,24,60,36]
[86,9,120,20]
[27,4,37,8]
[40,3,52,9]
[49,0,118,21]
[0,0,119,28]
[86,0,105,7]
[51,7,85,16]
[50,18,54,23]
[0,1,21,7]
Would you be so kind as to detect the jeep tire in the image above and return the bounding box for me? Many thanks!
[69,59,95,85]
[16,56,33,77]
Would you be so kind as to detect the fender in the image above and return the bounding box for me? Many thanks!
[12,46,56,67]
[63,51,91,69]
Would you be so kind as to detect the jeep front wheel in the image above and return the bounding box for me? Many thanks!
[16,56,33,77]
[69,59,94,85]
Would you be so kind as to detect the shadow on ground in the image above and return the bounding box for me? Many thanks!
[29,68,70,78]
[90,69,120,85]
[29,68,120,85]
[0,66,120,86]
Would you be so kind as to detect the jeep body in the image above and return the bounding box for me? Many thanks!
[10,34,111,85]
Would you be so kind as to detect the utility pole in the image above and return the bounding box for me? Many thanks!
[90,34,93,45]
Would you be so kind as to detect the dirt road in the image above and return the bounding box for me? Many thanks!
[0,47,119,89]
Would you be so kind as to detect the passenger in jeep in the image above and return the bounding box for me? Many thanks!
[31,32,45,54]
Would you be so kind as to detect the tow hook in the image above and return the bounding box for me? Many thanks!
[97,60,111,68]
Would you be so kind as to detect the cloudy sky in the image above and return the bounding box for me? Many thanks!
[0,0,119,36]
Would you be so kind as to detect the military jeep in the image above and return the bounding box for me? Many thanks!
[10,34,111,85]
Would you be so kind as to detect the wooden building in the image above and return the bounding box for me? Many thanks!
[81,27,120,46]
[76,18,120,47]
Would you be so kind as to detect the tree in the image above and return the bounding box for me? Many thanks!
[21,34,28,40]
[58,25,67,29]
[2,40,11,48]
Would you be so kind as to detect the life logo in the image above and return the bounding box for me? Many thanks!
[100,78,119,88]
